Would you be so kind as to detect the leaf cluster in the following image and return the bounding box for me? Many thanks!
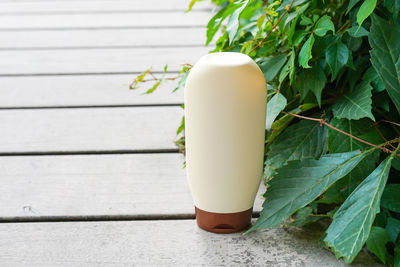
[201,0,400,264]
[132,0,400,264]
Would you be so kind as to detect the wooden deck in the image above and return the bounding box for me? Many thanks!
[0,0,379,266]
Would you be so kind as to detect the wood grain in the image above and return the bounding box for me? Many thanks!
[0,12,210,30]
[0,47,208,74]
[0,0,212,13]
[0,220,379,266]
[0,106,183,153]
[0,153,189,219]
[0,74,184,108]
[0,153,265,220]
[0,28,206,49]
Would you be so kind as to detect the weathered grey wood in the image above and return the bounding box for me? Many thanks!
[0,220,379,266]
[0,75,183,107]
[0,12,210,30]
[0,0,211,13]
[0,28,206,49]
[0,47,208,74]
[0,153,189,218]
[0,153,264,220]
[0,106,183,153]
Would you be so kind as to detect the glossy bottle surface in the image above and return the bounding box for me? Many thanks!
[184,52,266,214]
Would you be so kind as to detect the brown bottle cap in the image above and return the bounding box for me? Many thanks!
[195,206,252,233]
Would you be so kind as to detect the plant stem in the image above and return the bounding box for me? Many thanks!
[283,111,400,155]
[381,119,400,127]
[249,0,295,54]
[372,124,398,151]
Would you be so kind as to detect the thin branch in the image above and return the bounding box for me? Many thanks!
[142,76,183,82]
[336,19,349,34]
[372,124,397,151]
[149,72,159,81]
[283,111,400,155]
[380,119,400,127]
[249,0,295,54]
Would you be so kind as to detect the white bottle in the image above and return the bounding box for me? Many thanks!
[184,52,266,233]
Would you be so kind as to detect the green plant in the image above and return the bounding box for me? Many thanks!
[132,0,400,264]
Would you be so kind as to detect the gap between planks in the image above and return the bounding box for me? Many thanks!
[0,28,208,49]
[0,44,205,51]
[0,213,262,223]
[0,25,206,31]
[0,104,183,110]
[0,74,184,108]
[0,10,211,16]
[0,106,183,153]
[0,0,213,14]
[0,153,265,221]
[0,12,211,30]
[0,47,210,74]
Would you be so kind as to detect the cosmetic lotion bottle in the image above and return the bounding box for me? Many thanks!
[184,52,266,233]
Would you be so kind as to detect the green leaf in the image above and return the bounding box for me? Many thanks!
[316,184,344,204]
[206,4,236,45]
[279,51,295,85]
[299,34,315,68]
[366,226,390,264]
[266,103,318,146]
[333,80,375,121]
[289,207,321,227]
[172,71,189,92]
[249,150,370,232]
[144,80,162,94]
[347,0,361,14]
[356,0,377,28]
[327,206,340,219]
[300,15,313,25]
[328,118,381,198]
[265,119,327,180]
[374,212,388,228]
[395,242,400,267]
[136,69,151,83]
[314,15,335,37]
[369,14,400,114]
[393,157,400,170]
[386,217,400,243]
[284,3,310,28]
[324,156,394,263]
[288,15,299,46]
[381,184,400,212]
[348,25,369,37]
[260,54,287,82]
[226,0,249,44]
[186,0,204,12]
[176,116,185,135]
[384,0,400,20]
[256,15,265,31]
[266,93,287,130]
[289,50,295,85]
[325,40,349,80]
[294,64,326,106]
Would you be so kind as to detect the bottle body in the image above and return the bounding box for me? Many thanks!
[184,52,266,231]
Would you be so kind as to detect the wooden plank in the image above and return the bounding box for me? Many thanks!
[0,47,208,74]
[0,0,212,12]
[0,75,184,108]
[0,153,264,220]
[0,106,183,153]
[0,12,210,30]
[0,154,189,218]
[0,220,379,266]
[0,28,206,49]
